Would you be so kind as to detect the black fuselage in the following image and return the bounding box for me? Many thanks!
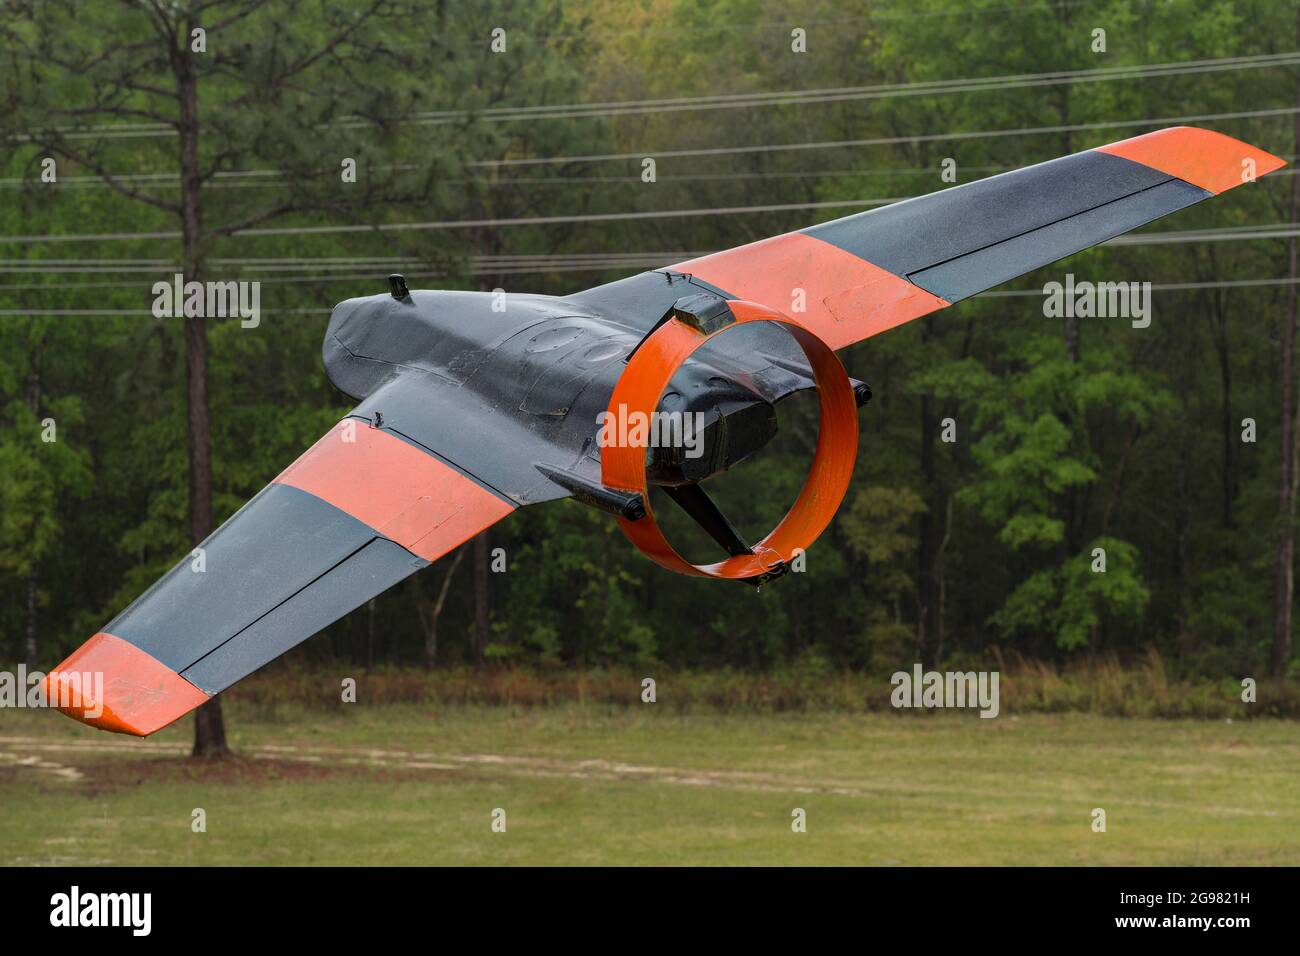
[323,280,781,504]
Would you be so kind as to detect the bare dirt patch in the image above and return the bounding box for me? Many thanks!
[78,753,436,795]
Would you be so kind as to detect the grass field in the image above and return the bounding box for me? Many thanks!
[2,702,1298,865]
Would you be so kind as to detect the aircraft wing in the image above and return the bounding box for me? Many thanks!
[574,125,1283,386]
[46,126,1283,736]
[47,411,514,736]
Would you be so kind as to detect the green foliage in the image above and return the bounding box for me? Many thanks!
[0,0,1294,677]
[996,537,1150,649]
[952,327,1169,646]
[0,391,91,575]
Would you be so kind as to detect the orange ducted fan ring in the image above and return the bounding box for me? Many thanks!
[600,298,859,581]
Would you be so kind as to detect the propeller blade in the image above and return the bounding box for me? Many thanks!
[663,483,753,558]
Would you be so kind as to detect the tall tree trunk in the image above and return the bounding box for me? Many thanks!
[1270,61,1300,679]
[470,267,504,666]
[25,572,37,667]
[917,390,937,663]
[424,548,465,668]
[349,606,367,666]
[24,364,40,667]
[177,42,227,757]
[934,494,954,663]
[1213,296,1234,530]
[474,531,491,662]
[367,598,375,669]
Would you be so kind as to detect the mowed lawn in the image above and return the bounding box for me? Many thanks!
[1,703,1297,865]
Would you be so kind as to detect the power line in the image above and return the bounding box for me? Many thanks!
[393,0,1090,43]
[0,212,1290,258]
[0,165,1020,191]
[478,106,1300,168]
[0,101,1293,247]
[0,198,905,244]
[0,259,692,279]
[0,224,1293,297]
[7,106,1291,197]
[0,252,703,267]
[0,256,711,289]
[1107,224,1300,245]
[0,308,334,316]
[5,274,1298,318]
[39,51,1300,140]
[401,52,1300,126]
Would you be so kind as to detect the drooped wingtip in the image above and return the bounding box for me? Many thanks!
[1096,125,1286,194]
[45,632,209,736]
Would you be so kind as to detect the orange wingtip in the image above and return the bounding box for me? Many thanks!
[44,632,209,736]
[1096,126,1286,195]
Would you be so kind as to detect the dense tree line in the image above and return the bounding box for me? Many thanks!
[1,0,1297,696]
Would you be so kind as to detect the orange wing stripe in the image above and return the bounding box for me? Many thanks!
[274,421,514,562]
[672,232,948,350]
[1095,126,1286,195]
[44,632,210,736]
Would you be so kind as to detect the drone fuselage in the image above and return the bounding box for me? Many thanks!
[323,285,782,503]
